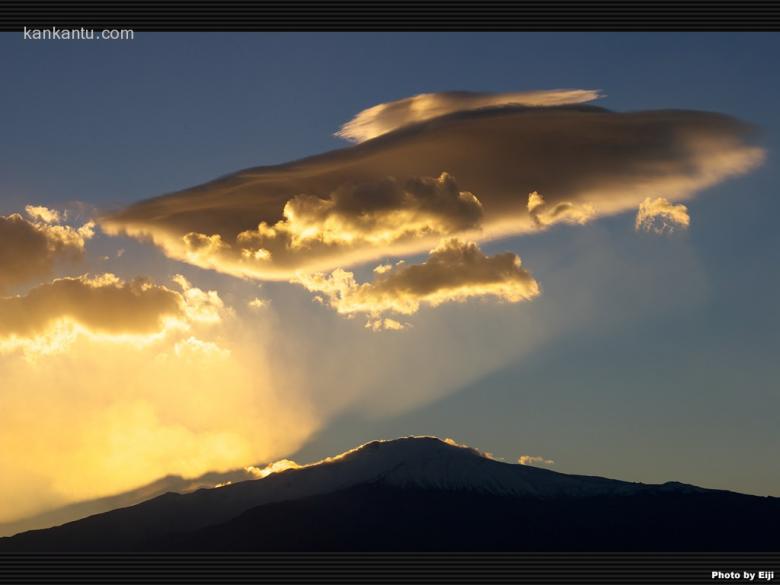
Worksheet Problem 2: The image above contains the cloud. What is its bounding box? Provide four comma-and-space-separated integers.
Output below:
0, 273, 225, 353
239, 171, 482, 249
518, 455, 555, 466
103, 93, 763, 281
336, 88, 603, 143
295, 239, 540, 325
170, 274, 226, 325
24, 205, 62, 224
635, 196, 691, 234
244, 459, 301, 479
0, 207, 95, 292
365, 317, 409, 332
146, 172, 484, 280
527, 191, 596, 228
181, 232, 230, 264
247, 297, 269, 311
442, 437, 497, 460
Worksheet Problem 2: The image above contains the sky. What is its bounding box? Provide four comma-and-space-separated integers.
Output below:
0, 33, 778, 525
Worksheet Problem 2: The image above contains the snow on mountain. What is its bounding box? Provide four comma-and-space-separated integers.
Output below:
110, 436, 704, 534
2, 436, 709, 547
276, 436, 698, 498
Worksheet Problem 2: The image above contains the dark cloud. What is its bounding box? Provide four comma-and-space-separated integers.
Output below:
0, 209, 94, 292
0, 274, 181, 340
234, 171, 483, 257
0, 274, 225, 347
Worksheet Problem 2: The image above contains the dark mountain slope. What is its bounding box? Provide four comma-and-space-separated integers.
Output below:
161, 483, 780, 552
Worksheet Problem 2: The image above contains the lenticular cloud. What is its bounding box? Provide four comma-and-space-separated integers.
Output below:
103, 90, 763, 281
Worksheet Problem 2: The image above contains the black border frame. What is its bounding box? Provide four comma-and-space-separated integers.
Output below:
2, 0, 780, 31
1, 553, 779, 584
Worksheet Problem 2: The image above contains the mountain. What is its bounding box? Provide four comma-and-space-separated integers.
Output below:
0, 467, 267, 538
2, 437, 778, 551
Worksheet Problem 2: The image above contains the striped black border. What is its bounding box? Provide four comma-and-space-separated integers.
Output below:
1, 553, 779, 584
2, 0, 780, 31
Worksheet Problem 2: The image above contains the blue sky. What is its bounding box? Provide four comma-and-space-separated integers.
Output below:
1, 33, 778, 501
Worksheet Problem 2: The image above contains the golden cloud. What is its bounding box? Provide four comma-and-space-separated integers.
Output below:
244, 459, 301, 479
103, 92, 763, 281
247, 297, 269, 311
0, 273, 226, 353
123, 172, 485, 281
24, 205, 62, 224
0, 206, 95, 292
365, 317, 409, 332
527, 191, 596, 228
295, 239, 540, 325
518, 454, 555, 466
238, 171, 482, 250
336, 88, 603, 143
635, 196, 691, 234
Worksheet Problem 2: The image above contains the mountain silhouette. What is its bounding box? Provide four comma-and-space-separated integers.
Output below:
2, 437, 778, 551
0, 467, 267, 538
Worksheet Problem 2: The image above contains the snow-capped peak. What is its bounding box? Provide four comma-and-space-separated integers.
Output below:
1, 436, 711, 549
203, 435, 698, 520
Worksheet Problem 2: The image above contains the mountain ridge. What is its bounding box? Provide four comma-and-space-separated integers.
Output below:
2, 436, 774, 551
